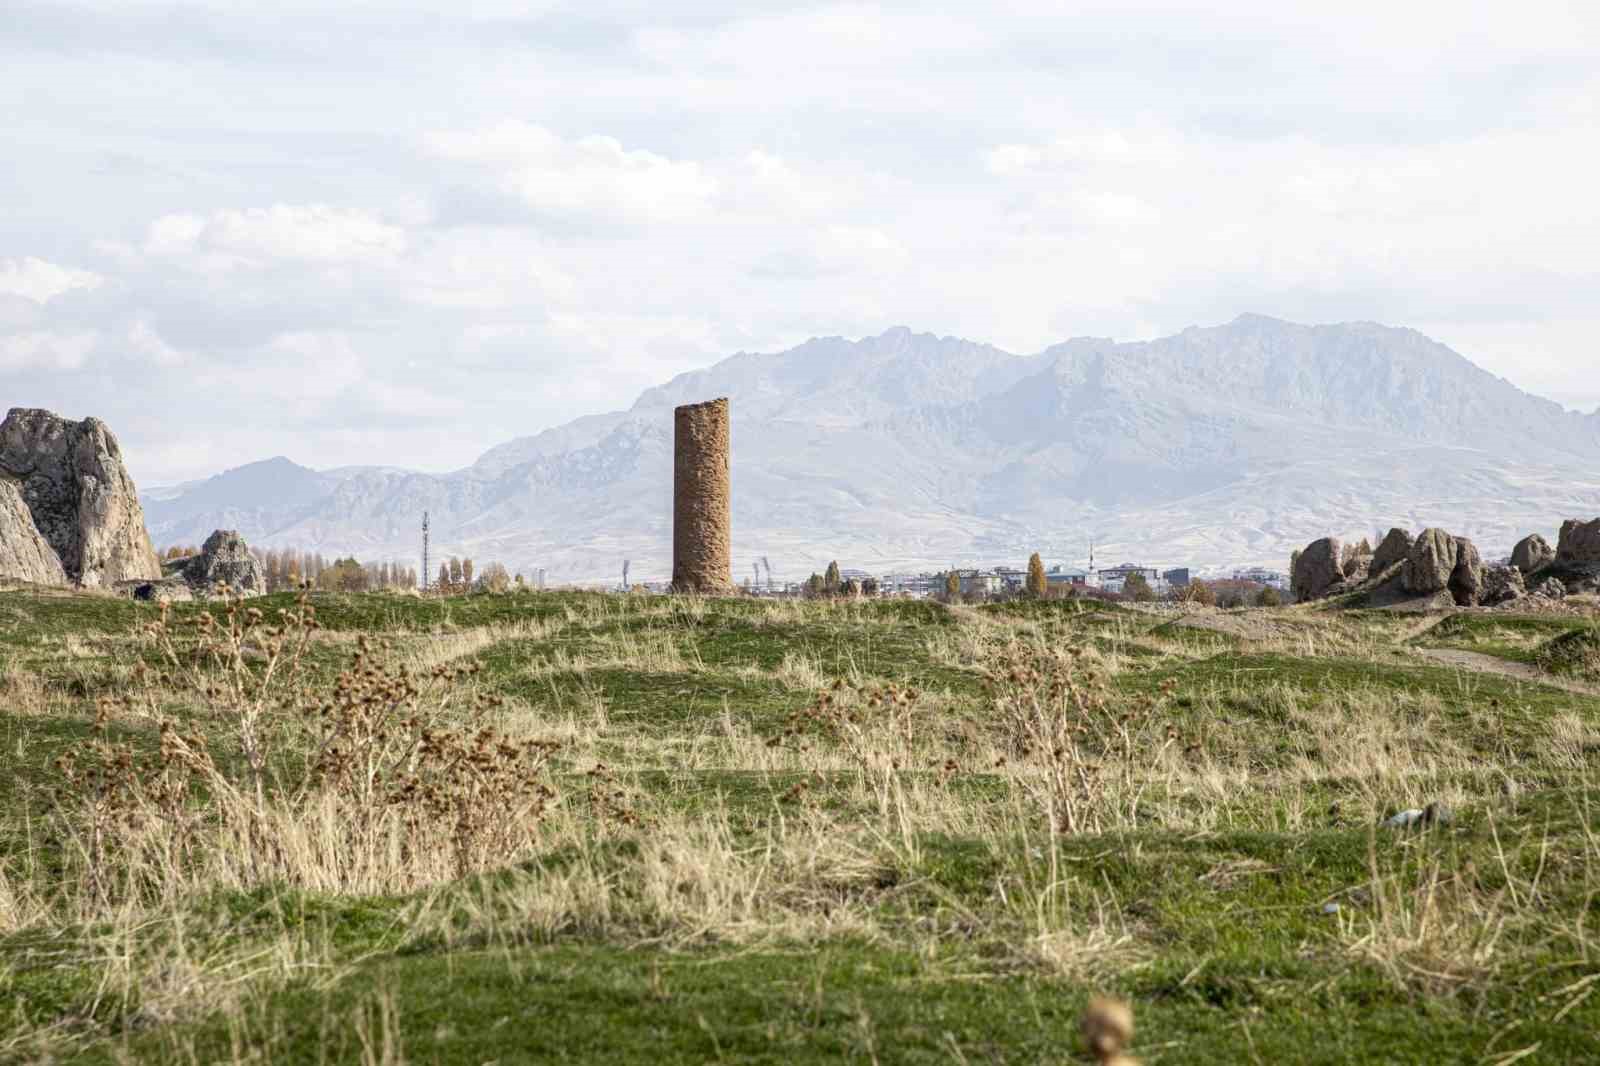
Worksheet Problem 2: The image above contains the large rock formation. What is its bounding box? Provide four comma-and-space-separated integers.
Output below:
1403, 528, 1458, 594
182, 529, 264, 595
1510, 533, 1556, 574
1370, 527, 1415, 575
0, 477, 68, 585
1291, 537, 1344, 601
1449, 536, 1484, 606
0, 408, 160, 587
1557, 518, 1600, 564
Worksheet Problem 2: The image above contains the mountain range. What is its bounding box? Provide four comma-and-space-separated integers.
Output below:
140, 314, 1600, 584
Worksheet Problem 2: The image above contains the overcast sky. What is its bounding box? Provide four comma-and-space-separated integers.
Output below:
3, 1, 1597, 484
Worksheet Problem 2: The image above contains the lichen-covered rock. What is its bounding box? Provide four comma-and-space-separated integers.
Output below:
1449, 537, 1484, 606
1510, 533, 1556, 574
183, 529, 263, 595
1370, 527, 1414, 575
1403, 528, 1458, 594
0, 477, 68, 585
1480, 565, 1525, 606
0, 408, 160, 587
1557, 518, 1600, 564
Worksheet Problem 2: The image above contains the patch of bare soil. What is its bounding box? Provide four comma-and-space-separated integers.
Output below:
1125, 604, 1304, 643
1413, 647, 1600, 695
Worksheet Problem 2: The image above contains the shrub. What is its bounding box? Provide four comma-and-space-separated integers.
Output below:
52, 593, 559, 904
982, 642, 1179, 833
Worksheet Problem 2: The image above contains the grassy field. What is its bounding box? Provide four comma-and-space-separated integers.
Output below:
1, 587, 1598, 1063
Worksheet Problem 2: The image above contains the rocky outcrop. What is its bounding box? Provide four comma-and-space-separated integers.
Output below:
1370, 528, 1414, 575
1510, 533, 1555, 574
0, 408, 160, 587
129, 576, 194, 603
1480, 565, 1525, 606
1449, 537, 1484, 606
1557, 518, 1600, 564
1533, 577, 1567, 600
1343, 553, 1373, 584
1403, 528, 1458, 594
181, 529, 263, 595
1291, 537, 1344, 601
0, 477, 68, 585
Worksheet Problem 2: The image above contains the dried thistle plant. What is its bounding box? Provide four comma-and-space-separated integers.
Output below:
984, 642, 1181, 834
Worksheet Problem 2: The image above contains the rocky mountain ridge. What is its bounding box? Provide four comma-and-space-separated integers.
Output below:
138, 315, 1600, 583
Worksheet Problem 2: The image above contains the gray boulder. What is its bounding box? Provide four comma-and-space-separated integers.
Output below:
1403, 528, 1458, 594
1533, 577, 1567, 600
182, 529, 264, 595
1510, 533, 1556, 574
1291, 537, 1345, 601
0, 408, 161, 587
1557, 518, 1600, 564
1370, 528, 1414, 575
1449, 537, 1484, 606
1480, 565, 1525, 606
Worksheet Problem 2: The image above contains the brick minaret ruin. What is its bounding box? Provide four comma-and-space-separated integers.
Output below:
672, 398, 732, 593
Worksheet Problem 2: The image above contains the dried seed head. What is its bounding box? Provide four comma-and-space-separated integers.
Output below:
1081, 997, 1134, 1060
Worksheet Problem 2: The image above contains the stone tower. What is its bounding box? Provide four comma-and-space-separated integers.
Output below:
672, 398, 731, 593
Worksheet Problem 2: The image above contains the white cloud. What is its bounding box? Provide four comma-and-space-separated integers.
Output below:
127, 319, 186, 366
427, 122, 718, 224
145, 205, 407, 265
0, 330, 98, 371
0, 258, 103, 304
4, 2, 1599, 481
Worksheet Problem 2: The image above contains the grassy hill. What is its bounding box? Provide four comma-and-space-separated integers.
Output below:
2, 588, 1597, 1063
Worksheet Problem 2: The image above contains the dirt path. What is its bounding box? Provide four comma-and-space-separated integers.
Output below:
1412, 647, 1600, 696
1121, 604, 1303, 643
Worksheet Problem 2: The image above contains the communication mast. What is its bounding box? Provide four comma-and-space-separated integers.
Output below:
622, 559, 630, 591
421, 511, 430, 591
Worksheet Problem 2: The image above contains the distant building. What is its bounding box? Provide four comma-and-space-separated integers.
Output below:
880, 572, 939, 597
1163, 567, 1191, 588
1099, 563, 1160, 585
957, 569, 1003, 597
1046, 566, 1090, 588
994, 566, 1026, 591
1233, 567, 1287, 589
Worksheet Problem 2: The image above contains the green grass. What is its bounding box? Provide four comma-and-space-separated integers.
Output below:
1409, 612, 1588, 665
1535, 623, 1600, 680
4, 586, 1599, 1064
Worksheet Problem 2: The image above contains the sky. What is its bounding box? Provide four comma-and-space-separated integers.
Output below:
3, 0, 1598, 485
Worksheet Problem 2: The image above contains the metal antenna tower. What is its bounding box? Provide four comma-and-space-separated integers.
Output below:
761, 556, 772, 589
421, 511, 430, 591
622, 559, 630, 591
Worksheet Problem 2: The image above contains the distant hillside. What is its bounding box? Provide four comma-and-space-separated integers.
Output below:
141, 315, 1600, 582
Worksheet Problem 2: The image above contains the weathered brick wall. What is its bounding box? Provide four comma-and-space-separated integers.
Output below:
672, 398, 731, 593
